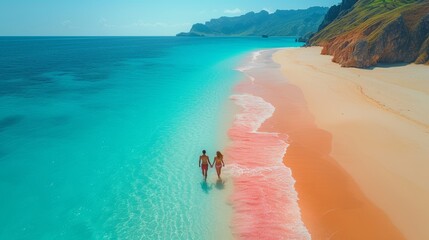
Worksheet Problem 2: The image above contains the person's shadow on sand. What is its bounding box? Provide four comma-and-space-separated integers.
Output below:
200, 181, 213, 194
215, 179, 225, 190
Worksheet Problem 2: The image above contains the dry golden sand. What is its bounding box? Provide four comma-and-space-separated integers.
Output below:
267, 47, 429, 240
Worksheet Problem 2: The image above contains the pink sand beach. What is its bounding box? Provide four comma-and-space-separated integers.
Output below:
227, 47, 429, 239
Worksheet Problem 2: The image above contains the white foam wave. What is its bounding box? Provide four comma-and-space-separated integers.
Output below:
248, 75, 255, 83
251, 51, 262, 62
227, 94, 311, 239
235, 66, 254, 72
230, 94, 274, 132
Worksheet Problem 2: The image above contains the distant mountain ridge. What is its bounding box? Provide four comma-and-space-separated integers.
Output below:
309, 0, 429, 68
177, 7, 328, 37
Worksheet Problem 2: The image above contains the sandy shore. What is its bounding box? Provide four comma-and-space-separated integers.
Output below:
264, 47, 429, 239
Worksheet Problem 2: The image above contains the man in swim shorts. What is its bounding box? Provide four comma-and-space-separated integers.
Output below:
199, 150, 212, 181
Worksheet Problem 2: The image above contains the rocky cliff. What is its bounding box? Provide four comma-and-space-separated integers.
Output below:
177, 7, 328, 37
309, 0, 429, 68
318, 0, 358, 31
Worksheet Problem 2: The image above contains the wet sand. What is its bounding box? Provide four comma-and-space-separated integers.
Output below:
266, 47, 429, 239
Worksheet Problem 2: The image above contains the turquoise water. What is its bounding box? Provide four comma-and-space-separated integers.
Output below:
0, 37, 302, 239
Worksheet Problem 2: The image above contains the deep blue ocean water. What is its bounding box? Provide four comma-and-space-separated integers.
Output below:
0, 37, 302, 239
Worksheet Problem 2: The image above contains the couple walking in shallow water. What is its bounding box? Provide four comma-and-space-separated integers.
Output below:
199, 150, 225, 180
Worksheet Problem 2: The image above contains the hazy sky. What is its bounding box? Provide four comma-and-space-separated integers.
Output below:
0, 0, 340, 36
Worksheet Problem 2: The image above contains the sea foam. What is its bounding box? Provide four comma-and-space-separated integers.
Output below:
226, 94, 310, 240
251, 50, 263, 62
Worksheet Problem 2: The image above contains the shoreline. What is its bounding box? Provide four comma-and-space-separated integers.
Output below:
269, 47, 429, 239
226, 50, 310, 239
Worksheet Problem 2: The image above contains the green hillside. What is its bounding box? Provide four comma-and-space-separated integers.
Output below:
177, 7, 328, 37
309, 0, 429, 67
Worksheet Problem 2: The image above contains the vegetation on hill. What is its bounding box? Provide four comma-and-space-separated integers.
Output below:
318, 0, 358, 31
309, 0, 429, 68
177, 7, 328, 37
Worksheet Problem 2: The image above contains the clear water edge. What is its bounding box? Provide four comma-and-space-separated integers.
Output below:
0, 37, 303, 239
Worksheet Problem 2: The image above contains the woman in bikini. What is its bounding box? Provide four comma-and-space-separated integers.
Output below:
213, 151, 225, 179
